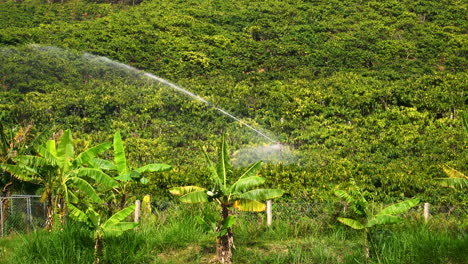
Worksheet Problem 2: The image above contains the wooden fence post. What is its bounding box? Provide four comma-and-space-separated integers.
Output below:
134, 200, 141, 223
423, 203, 430, 222
266, 200, 272, 227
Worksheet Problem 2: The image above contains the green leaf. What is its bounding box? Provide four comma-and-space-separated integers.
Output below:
87, 207, 101, 228
217, 134, 232, 187
135, 163, 172, 173
334, 189, 354, 204
367, 215, 402, 228
90, 158, 117, 171
230, 176, 265, 193
69, 177, 103, 204
36, 144, 59, 166
13, 155, 50, 169
113, 131, 127, 175
102, 222, 139, 237
238, 188, 284, 201
102, 205, 135, 230
0, 163, 37, 182
139, 177, 149, 184
437, 177, 467, 189
67, 203, 89, 225
202, 147, 222, 188
69, 191, 79, 204
222, 215, 236, 229
45, 140, 57, 157
115, 171, 140, 182
57, 129, 74, 168
437, 166, 467, 189
376, 198, 420, 217
180, 190, 209, 203
337, 217, 365, 230
74, 142, 111, 167
76, 168, 119, 189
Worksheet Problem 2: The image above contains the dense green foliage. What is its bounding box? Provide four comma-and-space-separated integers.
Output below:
0, 0, 466, 206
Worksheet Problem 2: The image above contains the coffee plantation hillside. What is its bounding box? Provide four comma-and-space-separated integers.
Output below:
0, 0, 466, 205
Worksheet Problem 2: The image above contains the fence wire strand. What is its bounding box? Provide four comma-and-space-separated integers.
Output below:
1, 195, 46, 237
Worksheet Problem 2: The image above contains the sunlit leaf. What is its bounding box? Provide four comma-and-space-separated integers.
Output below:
230, 176, 265, 193
69, 177, 103, 204
233, 199, 266, 212
74, 142, 111, 167
376, 198, 419, 217
113, 131, 127, 175
238, 188, 284, 201
337, 217, 364, 230
180, 190, 209, 203
169, 186, 206, 196
135, 163, 172, 173
102, 205, 135, 229
76, 168, 118, 188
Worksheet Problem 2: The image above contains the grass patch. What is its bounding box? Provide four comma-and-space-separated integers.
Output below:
0, 205, 466, 264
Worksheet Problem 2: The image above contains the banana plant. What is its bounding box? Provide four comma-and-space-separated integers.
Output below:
0, 122, 44, 227
89, 131, 171, 211
170, 134, 283, 264
335, 178, 419, 260
1, 129, 118, 229
436, 166, 467, 190
68, 204, 138, 264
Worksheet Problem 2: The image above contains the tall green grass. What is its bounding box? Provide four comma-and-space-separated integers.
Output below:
0, 204, 466, 264
372, 221, 467, 264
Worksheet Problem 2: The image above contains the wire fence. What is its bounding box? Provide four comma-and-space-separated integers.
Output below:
0, 195, 466, 237
1, 195, 47, 237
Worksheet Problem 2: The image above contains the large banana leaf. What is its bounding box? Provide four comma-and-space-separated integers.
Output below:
113, 131, 127, 175
437, 166, 467, 189
87, 208, 101, 227
35, 144, 59, 166
90, 158, 117, 171
103, 222, 139, 237
233, 199, 266, 212
68, 203, 90, 225
337, 217, 365, 230
69, 177, 103, 204
442, 166, 466, 179
376, 198, 419, 217
114, 171, 139, 182
74, 142, 111, 167
67, 188, 80, 203
102, 205, 135, 230
135, 163, 172, 173
437, 177, 467, 189
216, 134, 232, 187
13, 155, 50, 169
57, 129, 74, 170
0, 163, 37, 182
230, 176, 265, 193
202, 148, 222, 189
238, 188, 284, 201
76, 168, 119, 189
169, 186, 206, 196
334, 190, 354, 204
45, 140, 57, 157
366, 215, 402, 228
180, 190, 209, 203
